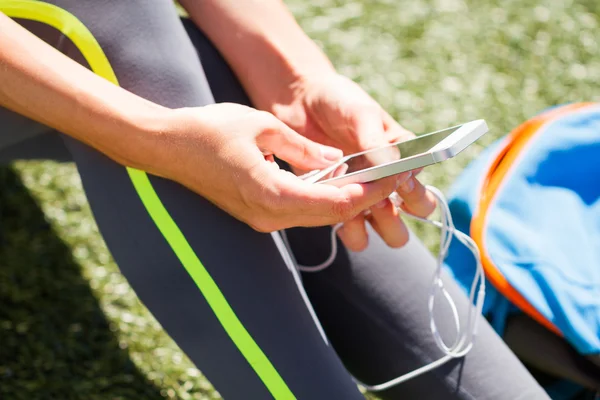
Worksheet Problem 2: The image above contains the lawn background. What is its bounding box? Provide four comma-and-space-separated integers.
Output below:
1, 0, 599, 398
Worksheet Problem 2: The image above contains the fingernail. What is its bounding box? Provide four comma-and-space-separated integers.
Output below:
321, 146, 343, 162
375, 198, 388, 208
400, 177, 415, 193
396, 172, 412, 189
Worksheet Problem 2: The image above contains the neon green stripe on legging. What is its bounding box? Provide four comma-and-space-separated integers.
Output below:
1, 1, 296, 398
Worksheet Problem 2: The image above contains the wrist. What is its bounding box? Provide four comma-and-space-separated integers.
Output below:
181, 0, 336, 113
264, 33, 336, 84
253, 34, 336, 113
105, 104, 177, 175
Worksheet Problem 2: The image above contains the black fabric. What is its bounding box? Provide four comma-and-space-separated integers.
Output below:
504, 314, 600, 390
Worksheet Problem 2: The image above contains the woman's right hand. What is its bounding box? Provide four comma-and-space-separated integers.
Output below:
150, 103, 405, 232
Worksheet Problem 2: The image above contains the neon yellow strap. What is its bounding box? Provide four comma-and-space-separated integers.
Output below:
1, 1, 295, 398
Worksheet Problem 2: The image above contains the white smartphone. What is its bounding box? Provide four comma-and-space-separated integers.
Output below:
303, 119, 488, 186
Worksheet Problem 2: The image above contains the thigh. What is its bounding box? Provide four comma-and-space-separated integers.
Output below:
65, 138, 363, 400
0, 102, 69, 164
0, 132, 71, 164
0, 107, 55, 157
286, 225, 550, 400
6, 1, 363, 398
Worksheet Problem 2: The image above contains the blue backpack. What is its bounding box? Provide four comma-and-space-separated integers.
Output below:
444, 103, 600, 398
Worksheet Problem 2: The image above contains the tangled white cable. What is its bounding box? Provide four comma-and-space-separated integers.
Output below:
279, 185, 485, 391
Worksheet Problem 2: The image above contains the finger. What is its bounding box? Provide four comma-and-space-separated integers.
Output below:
352, 108, 388, 151
257, 121, 343, 170
274, 170, 411, 228
368, 198, 409, 248
411, 167, 424, 176
381, 113, 425, 176
322, 174, 406, 222
397, 175, 437, 217
337, 214, 369, 252
382, 112, 414, 142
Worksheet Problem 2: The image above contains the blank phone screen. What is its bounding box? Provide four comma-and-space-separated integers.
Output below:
314, 125, 460, 182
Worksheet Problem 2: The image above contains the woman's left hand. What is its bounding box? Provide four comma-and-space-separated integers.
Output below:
272, 72, 437, 251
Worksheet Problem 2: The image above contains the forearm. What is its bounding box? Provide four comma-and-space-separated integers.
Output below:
179, 0, 335, 111
0, 13, 169, 172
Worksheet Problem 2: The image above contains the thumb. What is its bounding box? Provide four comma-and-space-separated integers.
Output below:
257, 123, 343, 170
352, 108, 388, 151
352, 109, 400, 164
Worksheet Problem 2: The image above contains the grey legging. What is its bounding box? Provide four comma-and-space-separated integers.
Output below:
0, 1, 549, 398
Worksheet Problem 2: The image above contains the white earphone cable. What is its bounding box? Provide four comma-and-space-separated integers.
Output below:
277, 185, 485, 391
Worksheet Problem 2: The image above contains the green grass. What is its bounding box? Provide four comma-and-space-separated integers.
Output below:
1, 0, 599, 398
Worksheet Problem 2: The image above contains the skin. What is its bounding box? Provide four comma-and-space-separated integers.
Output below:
182, 0, 436, 249
0, 0, 435, 249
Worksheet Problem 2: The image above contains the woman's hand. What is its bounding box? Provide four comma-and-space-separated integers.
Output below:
271, 73, 437, 250
0, 12, 411, 236
178, 0, 433, 248
152, 103, 404, 232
